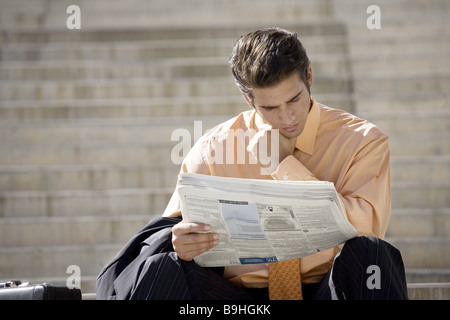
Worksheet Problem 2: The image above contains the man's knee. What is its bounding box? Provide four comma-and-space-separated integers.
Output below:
130, 252, 190, 299
344, 236, 387, 250
343, 236, 402, 262
333, 236, 408, 299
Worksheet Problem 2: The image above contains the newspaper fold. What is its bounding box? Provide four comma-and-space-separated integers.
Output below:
177, 173, 358, 267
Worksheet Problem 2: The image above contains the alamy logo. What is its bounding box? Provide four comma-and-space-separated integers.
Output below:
366, 5, 381, 30
366, 265, 381, 289
171, 121, 280, 175
66, 265, 81, 289
66, 5, 81, 30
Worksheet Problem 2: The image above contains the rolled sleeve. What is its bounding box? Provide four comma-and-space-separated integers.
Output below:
271, 155, 319, 181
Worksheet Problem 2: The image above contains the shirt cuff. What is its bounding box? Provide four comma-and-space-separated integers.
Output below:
271, 155, 318, 181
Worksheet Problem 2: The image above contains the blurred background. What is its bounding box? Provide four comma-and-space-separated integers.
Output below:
0, 0, 448, 299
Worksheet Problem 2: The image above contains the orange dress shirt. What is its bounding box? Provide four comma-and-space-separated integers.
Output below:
163, 97, 391, 287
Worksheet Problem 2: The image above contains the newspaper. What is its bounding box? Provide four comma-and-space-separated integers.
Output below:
177, 173, 358, 267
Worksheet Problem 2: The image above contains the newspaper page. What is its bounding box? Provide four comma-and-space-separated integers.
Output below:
177, 173, 358, 267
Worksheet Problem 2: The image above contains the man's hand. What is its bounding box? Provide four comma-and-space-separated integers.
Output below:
278, 132, 297, 162
247, 125, 297, 172
172, 220, 219, 261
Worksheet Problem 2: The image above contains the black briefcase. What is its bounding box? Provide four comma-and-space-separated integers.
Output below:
0, 281, 82, 300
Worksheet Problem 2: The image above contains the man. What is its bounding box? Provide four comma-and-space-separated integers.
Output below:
97, 27, 408, 300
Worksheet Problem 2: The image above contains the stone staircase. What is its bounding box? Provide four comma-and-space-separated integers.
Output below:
332, 0, 450, 299
0, 0, 448, 299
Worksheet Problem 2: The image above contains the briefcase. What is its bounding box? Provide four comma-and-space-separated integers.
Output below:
0, 281, 82, 300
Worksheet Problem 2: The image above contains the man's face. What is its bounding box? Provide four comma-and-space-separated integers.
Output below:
248, 69, 312, 139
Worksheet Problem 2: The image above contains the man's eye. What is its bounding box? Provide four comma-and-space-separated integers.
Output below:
262, 107, 277, 111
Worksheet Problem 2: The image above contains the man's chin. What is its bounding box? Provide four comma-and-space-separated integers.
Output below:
280, 129, 302, 139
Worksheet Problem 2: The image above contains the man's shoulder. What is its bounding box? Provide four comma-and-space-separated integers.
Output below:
318, 104, 388, 141
201, 110, 254, 141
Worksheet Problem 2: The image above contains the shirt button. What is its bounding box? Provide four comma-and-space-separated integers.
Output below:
283, 174, 289, 180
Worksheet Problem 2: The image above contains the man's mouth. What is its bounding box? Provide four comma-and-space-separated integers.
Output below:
283, 123, 299, 132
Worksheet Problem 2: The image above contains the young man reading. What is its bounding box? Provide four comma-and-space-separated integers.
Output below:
97, 28, 408, 300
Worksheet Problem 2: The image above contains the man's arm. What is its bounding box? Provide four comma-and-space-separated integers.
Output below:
163, 137, 221, 260
272, 134, 391, 238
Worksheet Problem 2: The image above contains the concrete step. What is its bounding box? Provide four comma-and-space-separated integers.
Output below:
0, 94, 352, 121
387, 208, 450, 238
8, 269, 448, 295
406, 268, 450, 283
0, 180, 447, 220
0, 38, 238, 62
0, 0, 334, 30
364, 111, 450, 136
2, 22, 346, 43
2, 98, 446, 137
0, 164, 179, 192
407, 283, 450, 300
0, 237, 448, 289
348, 34, 450, 58
351, 52, 450, 77
0, 155, 448, 193
6, 109, 447, 147
0, 243, 122, 280
0, 76, 351, 101
333, 0, 450, 16
354, 74, 450, 94
0, 96, 250, 120
1, 132, 446, 167
0, 53, 350, 81
387, 237, 450, 269
392, 182, 450, 210
0, 215, 150, 248
0, 141, 176, 166
2, 207, 448, 248
0, 36, 347, 62
335, 14, 449, 39
388, 132, 450, 157
3, 274, 450, 299
0, 188, 173, 219
0, 1, 45, 31
0, 116, 227, 144
354, 91, 449, 116
335, 0, 450, 15
390, 156, 450, 184
0, 57, 233, 81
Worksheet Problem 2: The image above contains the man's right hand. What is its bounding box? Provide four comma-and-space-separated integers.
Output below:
247, 124, 297, 172
172, 220, 219, 261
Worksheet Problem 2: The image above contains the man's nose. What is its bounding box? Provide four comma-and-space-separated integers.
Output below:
279, 105, 295, 125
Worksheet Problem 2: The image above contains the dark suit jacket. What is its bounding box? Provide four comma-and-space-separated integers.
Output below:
96, 216, 182, 300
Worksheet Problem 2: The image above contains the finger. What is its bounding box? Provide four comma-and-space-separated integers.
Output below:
172, 220, 211, 237
179, 235, 219, 258
173, 230, 218, 247
173, 233, 219, 261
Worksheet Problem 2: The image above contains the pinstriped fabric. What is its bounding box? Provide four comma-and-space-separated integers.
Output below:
268, 258, 303, 300
96, 215, 254, 300
130, 252, 252, 300
319, 236, 408, 300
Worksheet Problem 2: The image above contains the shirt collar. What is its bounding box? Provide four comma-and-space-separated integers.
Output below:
249, 96, 320, 155
295, 96, 320, 155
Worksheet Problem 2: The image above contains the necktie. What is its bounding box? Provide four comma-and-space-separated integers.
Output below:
268, 258, 303, 300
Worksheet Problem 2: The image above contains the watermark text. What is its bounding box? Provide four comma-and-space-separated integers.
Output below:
66, 5, 81, 30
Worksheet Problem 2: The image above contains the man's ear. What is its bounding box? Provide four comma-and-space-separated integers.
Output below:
307, 65, 313, 89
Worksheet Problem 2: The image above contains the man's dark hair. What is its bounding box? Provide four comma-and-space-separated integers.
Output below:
229, 27, 311, 100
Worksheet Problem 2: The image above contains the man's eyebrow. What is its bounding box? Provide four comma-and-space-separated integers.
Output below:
258, 89, 304, 109
287, 89, 303, 102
